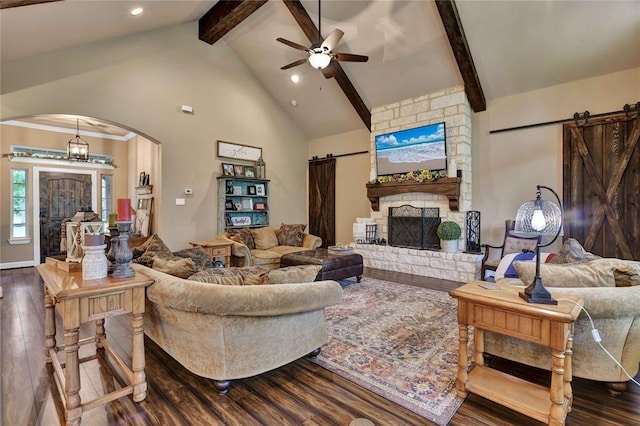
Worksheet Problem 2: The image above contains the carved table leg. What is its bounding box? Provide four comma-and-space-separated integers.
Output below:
95, 318, 105, 349
131, 287, 147, 402
44, 286, 56, 362
456, 324, 469, 397
63, 300, 82, 426
474, 328, 484, 367
564, 333, 574, 410
549, 349, 566, 426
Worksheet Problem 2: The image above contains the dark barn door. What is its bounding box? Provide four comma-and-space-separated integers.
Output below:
308, 158, 336, 248
39, 172, 92, 262
563, 114, 640, 260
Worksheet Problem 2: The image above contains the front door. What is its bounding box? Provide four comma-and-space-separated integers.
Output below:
39, 172, 92, 262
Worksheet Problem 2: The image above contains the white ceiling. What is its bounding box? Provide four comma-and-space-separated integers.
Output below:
1, 0, 639, 140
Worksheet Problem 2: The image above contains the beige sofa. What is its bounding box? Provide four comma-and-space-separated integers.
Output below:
217, 225, 322, 268
485, 258, 640, 395
132, 263, 342, 393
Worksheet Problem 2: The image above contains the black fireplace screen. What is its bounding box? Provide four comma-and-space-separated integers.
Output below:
388, 205, 440, 250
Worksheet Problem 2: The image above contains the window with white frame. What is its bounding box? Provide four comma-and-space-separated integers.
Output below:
101, 174, 113, 222
11, 168, 28, 241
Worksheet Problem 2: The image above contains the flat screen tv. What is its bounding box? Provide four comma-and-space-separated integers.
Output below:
375, 122, 447, 176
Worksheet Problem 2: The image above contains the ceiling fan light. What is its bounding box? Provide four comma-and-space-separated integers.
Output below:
309, 52, 331, 70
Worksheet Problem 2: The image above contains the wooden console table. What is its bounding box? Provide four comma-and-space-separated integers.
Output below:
450, 281, 583, 426
37, 264, 153, 425
189, 240, 233, 267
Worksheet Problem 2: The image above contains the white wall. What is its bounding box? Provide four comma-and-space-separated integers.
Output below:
1, 22, 308, 252
473, 67, 640, 248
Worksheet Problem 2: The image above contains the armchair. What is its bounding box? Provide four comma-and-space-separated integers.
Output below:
480, 219, 540, 280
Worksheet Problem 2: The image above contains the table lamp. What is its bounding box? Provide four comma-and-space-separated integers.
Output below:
514, 185, 564, 304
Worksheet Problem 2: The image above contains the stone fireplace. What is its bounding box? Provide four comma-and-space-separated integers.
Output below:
353, 86, 482, 282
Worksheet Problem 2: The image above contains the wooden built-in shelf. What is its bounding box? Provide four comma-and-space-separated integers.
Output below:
366, 177, 461, 211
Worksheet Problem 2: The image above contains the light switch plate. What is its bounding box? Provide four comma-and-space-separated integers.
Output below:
175, 198, 186, 206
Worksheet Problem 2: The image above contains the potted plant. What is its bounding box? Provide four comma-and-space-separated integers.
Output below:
437, 221, 461, 253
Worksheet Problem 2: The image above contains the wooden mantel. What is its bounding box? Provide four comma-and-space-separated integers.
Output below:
366, 177, 461, 211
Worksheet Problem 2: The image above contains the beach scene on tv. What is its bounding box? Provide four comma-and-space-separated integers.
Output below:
375, 122, 447, 175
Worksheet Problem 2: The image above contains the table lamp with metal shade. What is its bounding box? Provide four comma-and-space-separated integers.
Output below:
514, 185, 564, 305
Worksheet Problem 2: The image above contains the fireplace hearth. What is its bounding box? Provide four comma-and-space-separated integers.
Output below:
388, 205, 441, 250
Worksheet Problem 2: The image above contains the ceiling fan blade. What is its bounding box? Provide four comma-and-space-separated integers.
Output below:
280, 58, 308, 70
276, 38, 310, 52
334, 53, 369, 62
321, 29, 344, 52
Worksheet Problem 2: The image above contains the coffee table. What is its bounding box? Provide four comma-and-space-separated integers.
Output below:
280, 248, 363, 282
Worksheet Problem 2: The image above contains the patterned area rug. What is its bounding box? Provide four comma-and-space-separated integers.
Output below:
311, 277, 471, 425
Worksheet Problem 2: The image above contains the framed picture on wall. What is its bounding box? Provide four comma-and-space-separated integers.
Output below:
254, 202, 268, 211
244, 165, 255, 178
233, 164, 245, 177
255, 184, 265, 196
217, 140, 262, 162
247, 185, 256, 195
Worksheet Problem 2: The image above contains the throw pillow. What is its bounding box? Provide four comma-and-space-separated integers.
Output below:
267, 265, 322, 284
513, 258, 617, 288
152, 256, 197, 279
251, 226, 279, 250
131, 233, 155, 259
548, 238, 601, 264
187, 268, 244, 286
494, 252, 555, 281
277, 223, 306, 247
187, 266, 270, 285
133, 234, 172, 267
227, 228, 255, 250
172, 246, 213, 270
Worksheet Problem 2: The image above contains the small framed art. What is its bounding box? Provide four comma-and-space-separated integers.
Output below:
225, 200, 235, 210
231, 216, 252, 226
247, 185, 256, 195
222, 163, 235, 176
254, 202, 268, 211
244, 166, 255, 178
241, 198, 253, 210
233, 164, 245, 177
255, 184, 265, 196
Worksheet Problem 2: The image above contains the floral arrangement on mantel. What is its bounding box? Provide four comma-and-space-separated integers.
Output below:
2, 152, 117, 167
369, 169, 446, 184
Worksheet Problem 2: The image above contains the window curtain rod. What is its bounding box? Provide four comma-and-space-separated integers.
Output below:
308, 150, 368, 163
489, 102, 639, 134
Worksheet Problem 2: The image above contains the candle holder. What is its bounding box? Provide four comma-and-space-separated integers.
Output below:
113, 221, 135, 278
106, 226, 119, 273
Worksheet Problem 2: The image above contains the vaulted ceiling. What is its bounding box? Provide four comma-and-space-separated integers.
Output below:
2, 1, 639, 140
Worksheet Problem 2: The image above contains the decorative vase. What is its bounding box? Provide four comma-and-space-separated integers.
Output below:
82, 244, 108, 280
441, 239, 458, 253
113, 221, 135, 278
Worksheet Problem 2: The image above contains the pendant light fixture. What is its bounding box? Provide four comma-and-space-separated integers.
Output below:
67, 118, 89, 161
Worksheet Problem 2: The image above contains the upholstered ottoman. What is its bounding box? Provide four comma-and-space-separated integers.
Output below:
280, 249, 363, 282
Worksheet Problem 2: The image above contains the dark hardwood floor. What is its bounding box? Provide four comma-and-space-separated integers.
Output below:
1, 266, 638, 425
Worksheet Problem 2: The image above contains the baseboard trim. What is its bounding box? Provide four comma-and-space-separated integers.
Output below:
0, 260, 37, 270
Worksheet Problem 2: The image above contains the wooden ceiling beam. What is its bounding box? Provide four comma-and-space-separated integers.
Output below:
282, 0, 371, 131
199, 0, 268, 45
0, 0, 62, 9
435, 0, 486, 112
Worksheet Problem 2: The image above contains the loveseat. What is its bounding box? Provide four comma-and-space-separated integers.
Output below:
217, 224, 322, 268
133, 263, 342, 393
485, 256, 640, 395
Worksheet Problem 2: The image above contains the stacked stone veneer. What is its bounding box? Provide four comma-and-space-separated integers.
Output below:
353, 243, 482, 283
361, 86, 479, 281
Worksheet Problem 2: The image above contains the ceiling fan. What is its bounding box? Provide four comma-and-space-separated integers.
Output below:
277, 0, 368, 71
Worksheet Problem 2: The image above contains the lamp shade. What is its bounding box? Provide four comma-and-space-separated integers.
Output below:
309, 52, 331, 69
514, 196, 562, 237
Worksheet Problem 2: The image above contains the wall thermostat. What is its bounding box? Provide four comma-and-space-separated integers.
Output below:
184, 188, 193, 195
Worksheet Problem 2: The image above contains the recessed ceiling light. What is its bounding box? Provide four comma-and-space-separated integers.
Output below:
290, 74, 300, 84
290, 100, 298, 107
130, 7, 144, 16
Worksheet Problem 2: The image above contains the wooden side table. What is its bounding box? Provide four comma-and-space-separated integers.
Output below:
37, 264, 153, 426
189, 240, 233, 267
450, 281, 583, 426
